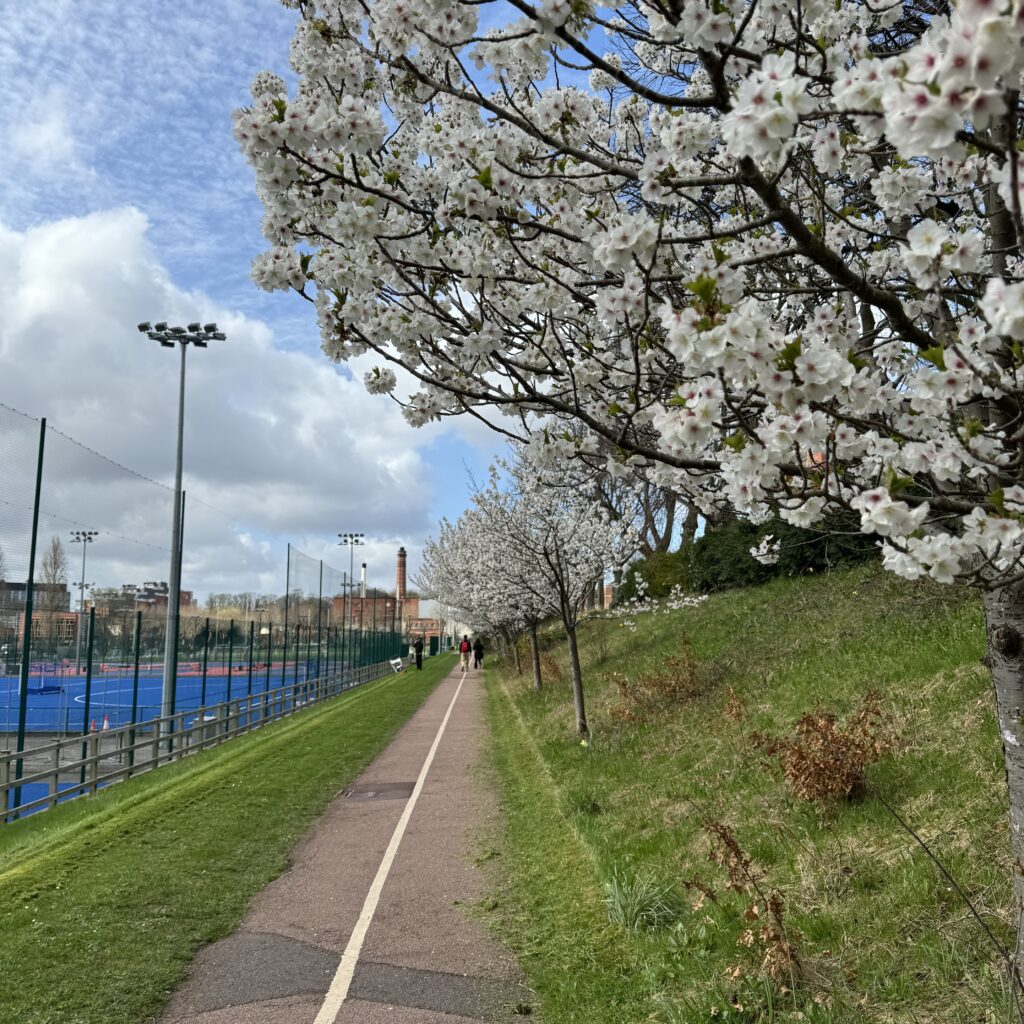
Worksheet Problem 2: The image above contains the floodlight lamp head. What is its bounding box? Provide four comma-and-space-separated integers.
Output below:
137, 322, 151, 333
154, 322, 168, 332
193, 340, 208, 348
212, 332, 226, 341
187, 322, 201, 333
203, 322, 217, 333
169, 326, 186, 335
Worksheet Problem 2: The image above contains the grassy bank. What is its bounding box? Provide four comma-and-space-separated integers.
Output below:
0, 654, 455, 1024
485, 566, 1012, 1022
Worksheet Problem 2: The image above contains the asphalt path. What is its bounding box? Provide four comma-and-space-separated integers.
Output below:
159, 663, 531, 1023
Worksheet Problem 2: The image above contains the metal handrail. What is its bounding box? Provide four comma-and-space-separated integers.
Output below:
1, 657, 400, 823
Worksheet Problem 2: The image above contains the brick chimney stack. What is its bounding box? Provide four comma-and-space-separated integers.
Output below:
396, 547, 407, 601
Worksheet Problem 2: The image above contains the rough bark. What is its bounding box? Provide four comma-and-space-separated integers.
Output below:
982, 583, 1024, 966
529, 620, 542, 692
564, 621, 588, 736
512, 629, 523, 675
680, 504, 699, 549
653, 492, 677, 553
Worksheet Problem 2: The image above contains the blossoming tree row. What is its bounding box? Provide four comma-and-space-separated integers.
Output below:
418, 449, 635, 734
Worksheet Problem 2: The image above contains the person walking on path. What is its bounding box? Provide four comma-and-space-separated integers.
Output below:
413, 635, 424, 670
459, 635, 472, 673
472, 637, 484, 669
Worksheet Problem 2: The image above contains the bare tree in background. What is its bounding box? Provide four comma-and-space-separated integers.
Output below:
40, 536, 69, 611
0, 544, 7, 582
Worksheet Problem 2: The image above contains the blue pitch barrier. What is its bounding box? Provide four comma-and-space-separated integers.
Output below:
0, 661, 316, 734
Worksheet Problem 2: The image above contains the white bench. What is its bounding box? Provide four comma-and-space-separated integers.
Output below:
389, 657, 405, 674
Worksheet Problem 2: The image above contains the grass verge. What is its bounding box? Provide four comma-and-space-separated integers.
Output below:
0, 654, 455, 1024
485, 566, 1014, 1022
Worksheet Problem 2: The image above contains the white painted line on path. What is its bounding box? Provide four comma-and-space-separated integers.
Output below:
313, 670, 468, 1024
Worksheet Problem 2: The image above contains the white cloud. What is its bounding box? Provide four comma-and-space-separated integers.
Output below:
0, 207, 489, 599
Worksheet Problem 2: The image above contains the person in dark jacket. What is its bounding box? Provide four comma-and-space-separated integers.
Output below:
472, 637, 484, 669
413, 635, 424, 670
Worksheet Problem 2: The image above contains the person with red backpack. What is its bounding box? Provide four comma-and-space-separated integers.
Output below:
459, 635, 472, 672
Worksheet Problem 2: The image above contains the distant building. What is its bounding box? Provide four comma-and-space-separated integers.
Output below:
0, 581, 71, 613
330, 593, 401, 631
86, 582, 195, 616
121, 581, 195, 611
15, 610, 78, 645
328, 548, 448, 640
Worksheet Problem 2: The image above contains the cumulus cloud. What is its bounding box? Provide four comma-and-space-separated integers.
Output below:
0, 207, 484, 599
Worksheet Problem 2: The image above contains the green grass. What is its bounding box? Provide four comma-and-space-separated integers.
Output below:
0, 654, 456, 1024
485, 566, 1015, 1023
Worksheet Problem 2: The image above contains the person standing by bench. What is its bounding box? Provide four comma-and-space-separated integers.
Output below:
413, 635, 424, 670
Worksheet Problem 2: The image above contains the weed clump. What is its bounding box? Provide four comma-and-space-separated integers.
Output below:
751, 691, 893, 801
603, 868, 684, 931
607, 641, 703, 723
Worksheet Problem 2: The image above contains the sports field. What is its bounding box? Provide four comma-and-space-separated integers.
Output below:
0, 659, 315, 734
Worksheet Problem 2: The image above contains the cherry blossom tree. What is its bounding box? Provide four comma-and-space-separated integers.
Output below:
240, 0, 1024, 953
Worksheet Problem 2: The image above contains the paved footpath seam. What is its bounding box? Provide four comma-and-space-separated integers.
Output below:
159, 664, 532, 1024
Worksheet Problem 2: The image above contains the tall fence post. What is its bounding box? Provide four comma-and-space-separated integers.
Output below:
226, 619, 235, 705
200, 617, 210, 707
13, 417, 46, 810
264, 620, 272, 702
246, 620, 254, 697
281, 544, 291, 687
128, 610, 142, 771
79, 608, 95, 787
316, 560, 324, 680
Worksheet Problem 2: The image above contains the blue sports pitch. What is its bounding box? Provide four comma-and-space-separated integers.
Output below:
0, 660, 315, 734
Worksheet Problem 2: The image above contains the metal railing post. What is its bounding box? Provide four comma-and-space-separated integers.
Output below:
49, 743, 60, 809
88, 732, 100, 795
2, 753, 10, 824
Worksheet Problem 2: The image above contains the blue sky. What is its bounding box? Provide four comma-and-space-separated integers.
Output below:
0, 0, 502, 599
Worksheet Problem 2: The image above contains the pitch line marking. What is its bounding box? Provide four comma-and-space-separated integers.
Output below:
313, 670, 467, 1024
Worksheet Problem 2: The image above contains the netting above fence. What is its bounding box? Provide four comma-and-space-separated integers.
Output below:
0, 406, 407, 797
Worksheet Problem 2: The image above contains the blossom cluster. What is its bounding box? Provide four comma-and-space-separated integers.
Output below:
238, 0, 1024, 592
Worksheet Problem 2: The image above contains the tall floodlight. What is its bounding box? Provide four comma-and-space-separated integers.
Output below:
70, 529, 98, 674
137, 321, 226, 734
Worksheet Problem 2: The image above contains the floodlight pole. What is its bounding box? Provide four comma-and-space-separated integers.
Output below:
137, 319, 225, 739
338, 532, 364, 670
164, 339, 186, 732
71, 529, 97, 674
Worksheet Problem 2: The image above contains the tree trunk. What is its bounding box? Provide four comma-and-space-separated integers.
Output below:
680, 504, 699, 549
512, 630, 523, 675
529, 621, 542, 691
564, 621, 588, 736
982, 583, 1024, 966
